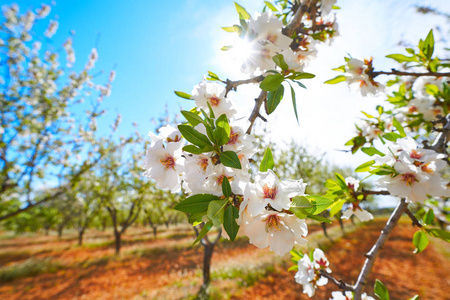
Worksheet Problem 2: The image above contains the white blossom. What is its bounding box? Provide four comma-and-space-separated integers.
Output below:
44, 20, 59, 38
295, 248, 331, 297
191, 81, 236, 118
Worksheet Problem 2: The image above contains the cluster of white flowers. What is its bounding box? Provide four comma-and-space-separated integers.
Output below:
344, 58, 384, 96
295, 248, 331, 297
238, 170, 308, 256
399, 76, 446, 122
237, 11, 326, 75
376, 137, 449, 203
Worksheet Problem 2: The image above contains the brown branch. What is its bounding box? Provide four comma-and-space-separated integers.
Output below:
246, 90, 267, 134
319, 270, 354, 292
371, 69, 450, 78
283, 0, 311, 37
430, 113, 450, 154
360, 189, 390, 196
224, 76, 264, 97
353, 198, 408, 300
405, 208, 423, 228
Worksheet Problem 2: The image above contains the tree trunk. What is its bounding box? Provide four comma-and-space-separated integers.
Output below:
78, 230, 84, 246
57, 225, 64, 239
321, 222, 328, 237
197, 242, 216, 299
350, 215, 356, 225
152, 226, 157, 239
114, 231, 121, 255
338, 217, 345, 233
102, 219, 106, 232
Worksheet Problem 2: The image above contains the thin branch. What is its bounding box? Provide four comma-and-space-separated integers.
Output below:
430, 113, 450, 154
353, 198, 408, 300
319, 270, 354, 292
359, 189, 390, 196
246, 90, 267, 134
224, 76, 264, 97
405, 208, 422, 228
283, 0, 311, 37
371, 69, 450, 78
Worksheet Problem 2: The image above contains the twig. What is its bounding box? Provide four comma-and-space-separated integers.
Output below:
283, 0, 311, 37
430, 113, 450, 154
405, 208, 422, 228
246, 90, 267, 134
224, 76, 264, 97
353, 198, 408, 300
360, 189, 390, 196
370, 69, 450, 78
319, 270, 354, 292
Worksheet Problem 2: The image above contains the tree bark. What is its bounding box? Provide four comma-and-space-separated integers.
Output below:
321, 222, 328, 237
152, 226, 157, 239
57, 225, 64, 239
78, 230, 84, 246
338, 217, 345, 233
114, 231, 121, 255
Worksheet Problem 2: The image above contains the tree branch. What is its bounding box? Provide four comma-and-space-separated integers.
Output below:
283, 0, 311, 37
370, 69, 450, 78
360, 189, 390, 196
405, 208, 422, 228
430, 113, 450, 154
319, 270, 354, 292
224, 76, 264, 97
353, 198, 408, 300
246, 90, 267, 134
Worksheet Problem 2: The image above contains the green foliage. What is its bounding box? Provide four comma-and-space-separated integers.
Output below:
259, 73, 284, 91
266, 85, 285, 114
259, 148, 275, 172
0, 258, 62, 282
412, 230, 429, 253
374, 279, 390, 300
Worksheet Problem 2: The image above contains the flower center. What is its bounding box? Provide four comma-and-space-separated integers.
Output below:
315, 258, 328, 269
263, 184, 278, 199
227, 128, 239, 145
209, 96, 221, 106
216, 174, 234, 185
408, 105, 418, 113
198, 157, 209, 172
410, 149, 423, 160
266, 214, 281, 231
266, 33, 278, 44
160, 155, 175, 170
167, 135, 181, 143
401, 173, 417, 186
421, 163, 434, 173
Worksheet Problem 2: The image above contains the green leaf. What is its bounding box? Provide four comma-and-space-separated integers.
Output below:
223, 205, 239, 241
207, 200, 228, 227
291, 196, 313, 208
221, 26, 241, 33
235, 2, 251, 20
178, 125, 212, 148
266, 84, 285, 114
289, 83, 299, 124
292, 72, 315, 80
355, 160, 375, 172
295, 81, 306, 89
361, 147, 385, 157
423, 209, 434, 226
374, 279, 390, 300
259, 147, 275, 172
182, 145, 203, 154
189, 211, 206, 224
361, 111, 375, 119
287, 265, 298, 271
329, 199, 346, 217
307, 214, 331, 223
264, 1, 278, 12
174, 91, 192, 100
306, 195, 334, 215
222, 176, 232, 197
220, 151, 242, 169
259, 74, 284, 91
409, 296, 419, 300
392, 117, 406, 137
214, 114, 231, 146
181, 110, 204, 126
174, 194, 220, 214
413, 230, 429, 254
424, 228, 450, 242
193, 221, 213, 245
207, 71, 221, 81
385, 54, 417, 63
272, 54, 289, 70
335, 173, 348, 190
324, 75, 346, 84
382, 132, 402, 142
423, 29, 434, 60
221, 45, 233, 51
